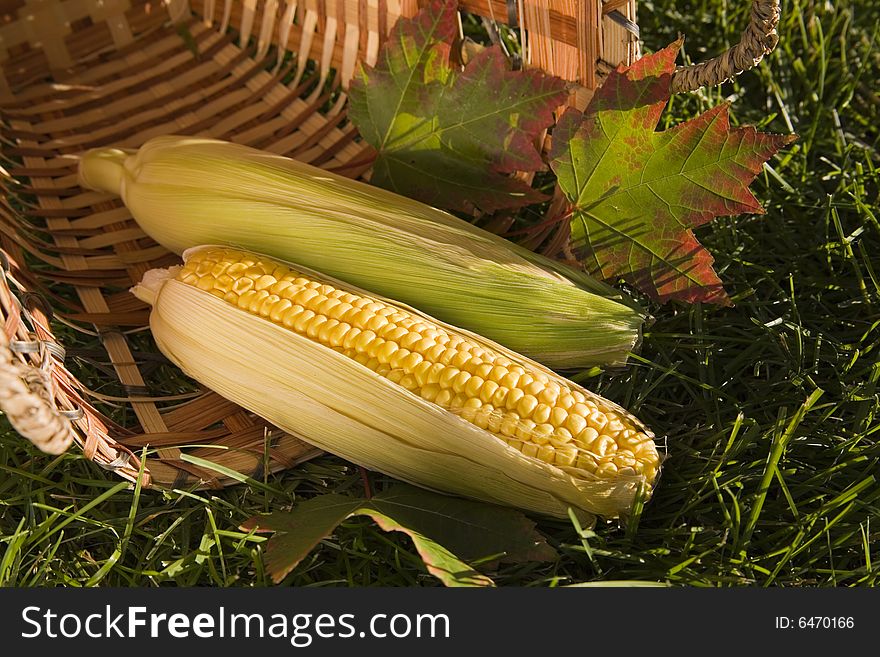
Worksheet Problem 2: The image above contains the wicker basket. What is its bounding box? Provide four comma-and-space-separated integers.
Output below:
0, 0, 781, 489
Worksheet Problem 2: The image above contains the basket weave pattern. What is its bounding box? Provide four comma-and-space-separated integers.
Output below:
0, 0, 639, 488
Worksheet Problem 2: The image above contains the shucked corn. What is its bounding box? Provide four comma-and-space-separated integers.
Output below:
81, 135, 645, 370
134, 246, 661, 518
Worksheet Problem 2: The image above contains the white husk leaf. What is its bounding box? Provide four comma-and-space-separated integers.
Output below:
134, 249, 650, 520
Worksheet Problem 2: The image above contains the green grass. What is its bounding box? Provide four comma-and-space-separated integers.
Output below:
2, 0, 879, 587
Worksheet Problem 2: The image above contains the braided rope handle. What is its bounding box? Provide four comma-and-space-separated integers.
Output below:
0, 261, 76, 455
0, 345, 75, 455
671, 0, 781, 93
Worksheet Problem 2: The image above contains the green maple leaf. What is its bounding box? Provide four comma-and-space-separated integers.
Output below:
241, 485, 557, 587
549, 39, 796, 305
349, 0, 569, 213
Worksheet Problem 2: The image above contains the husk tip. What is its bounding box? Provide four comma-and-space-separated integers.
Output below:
131, 265, 181, 306
77, 147, 134, 195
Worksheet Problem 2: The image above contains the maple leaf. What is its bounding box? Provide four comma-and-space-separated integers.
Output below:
548, 39, 796, 305
349, 0, 569, 213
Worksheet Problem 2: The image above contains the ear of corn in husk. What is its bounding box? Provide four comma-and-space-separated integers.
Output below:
82, 135, 645, 370
132, 246, 661, 519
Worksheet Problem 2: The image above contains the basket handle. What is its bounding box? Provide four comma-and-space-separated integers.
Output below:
670, 0, 781, 93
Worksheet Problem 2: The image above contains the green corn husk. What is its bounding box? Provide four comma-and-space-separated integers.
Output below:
80, 135, 645, 370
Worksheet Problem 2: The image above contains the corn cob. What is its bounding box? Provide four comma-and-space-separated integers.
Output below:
81, 136, 644, 370
133, 246, 660, 519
